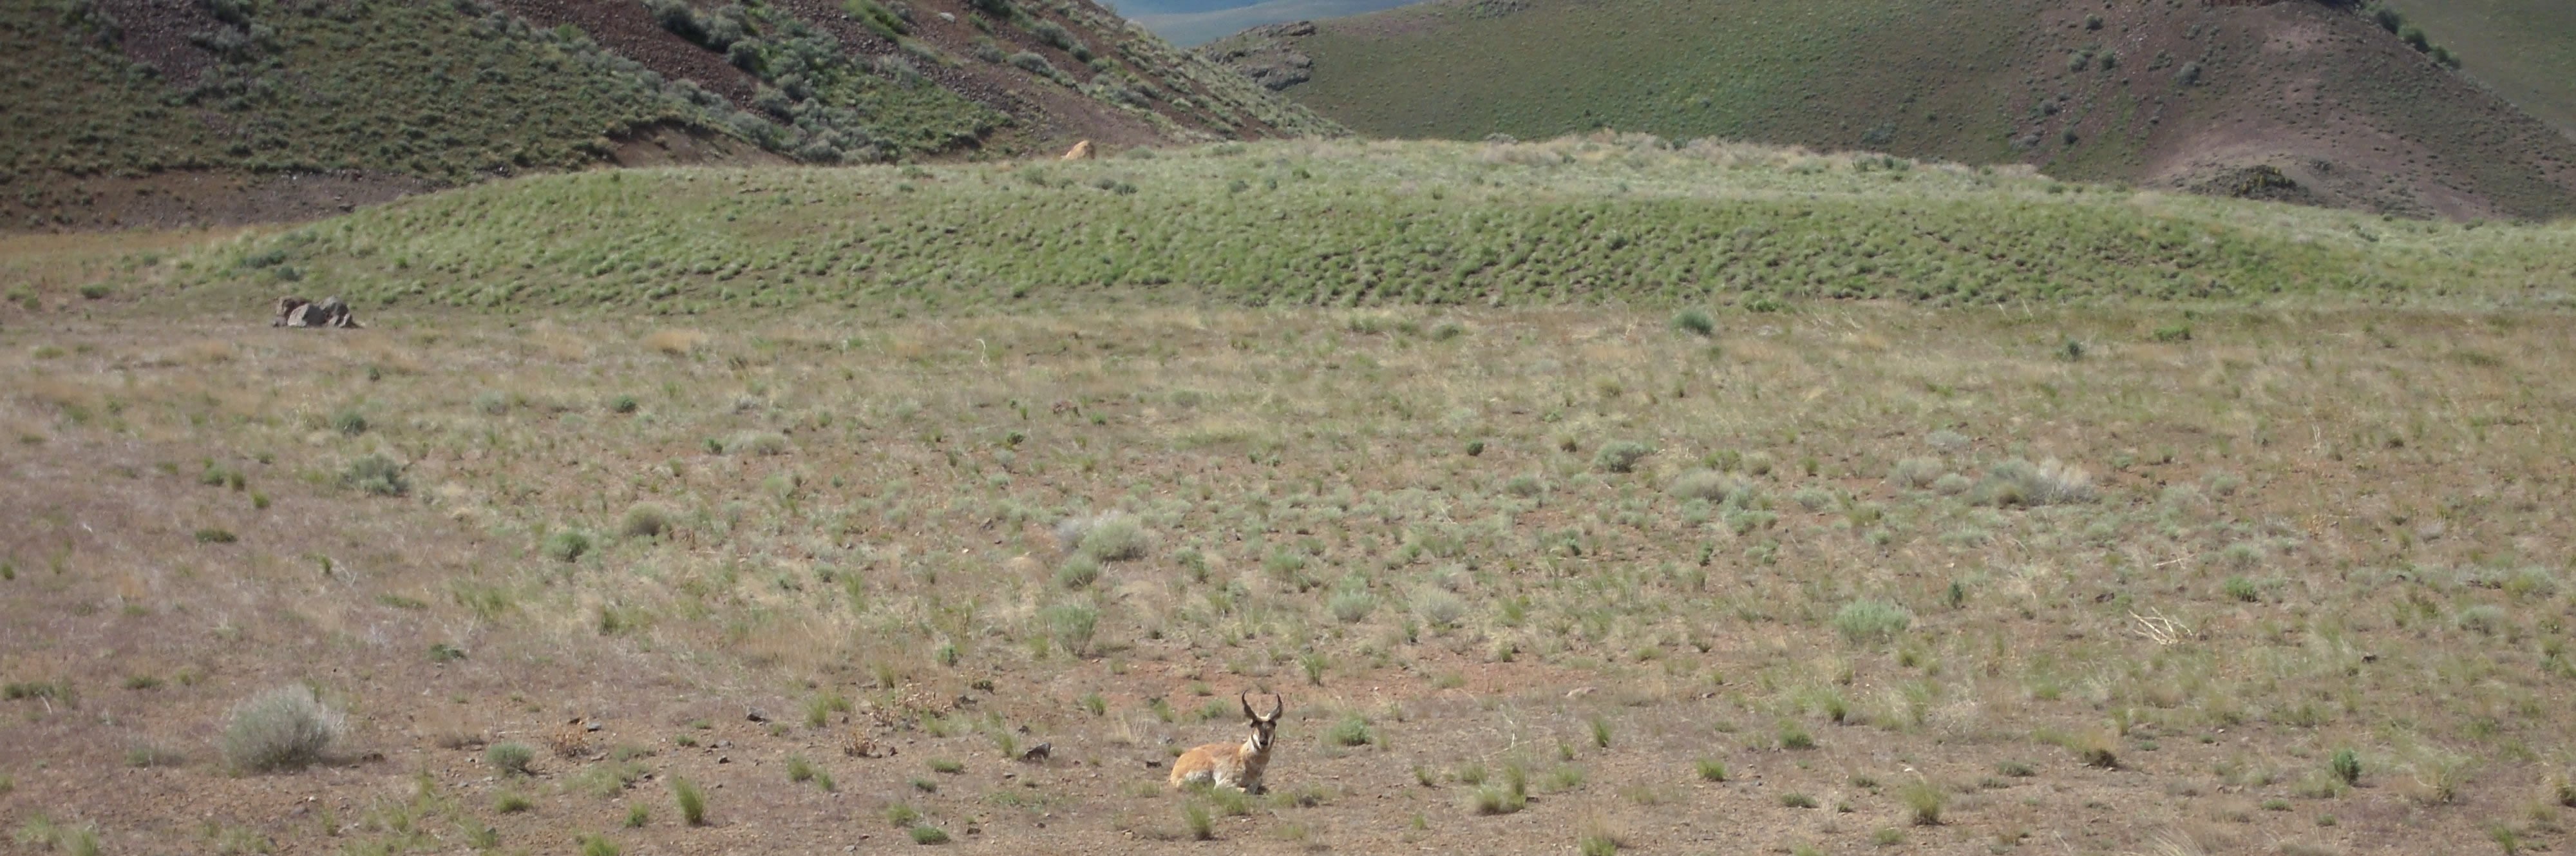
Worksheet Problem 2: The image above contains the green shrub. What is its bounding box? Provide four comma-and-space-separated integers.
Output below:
1672, 309, 1714, 336
909, 825, 949, 844
330, 408, 368, 435
1007, 52, 1055, 76
544, 530, 593, 562
1042, 601, 1099, 657
1325, 714, 1375, 747
219, 684, 345, 772
1328, 588, 1378, 623
1888, 457, 1942, 489
1900, 777, 1945, 825
2152, 324, 2192, 343
1466, 783, 1526, 815
580, 834, 620, 856
1593, 441, 1652, 473
343, 454, 408, 497
486, 741, 536, 775
1696, 758, 1728, 781
194, 528, 238, 544
496, 791, 534, 813
1077, 515, 1149, 561
610, 394, 640, 414
619, 503, 673, 538
1975, 458, 2094, 506
1669, 469, 1740, 501
1833, 599, 1913, 643
1054, 555, 1101, 589
1182, 802, 1214, 839
2224, 576, 2259, 602
1780, 792, 1817, 808
672, 776, 707, 825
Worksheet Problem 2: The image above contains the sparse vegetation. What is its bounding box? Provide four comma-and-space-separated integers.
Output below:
9, 157, 2576, 855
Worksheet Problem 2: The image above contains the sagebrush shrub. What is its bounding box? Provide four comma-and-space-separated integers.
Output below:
1672, 309, 1715, 337
487, 741, 536, 775
1669, 469, 1739, 502
220, 684, 345, 772
619, 503, 673, 538
1833, 599, 1913, 643
343, 453, 408, 497
544, 530, 592, 563
1593, 441, 1652, 473
1077, 515, 1148, 562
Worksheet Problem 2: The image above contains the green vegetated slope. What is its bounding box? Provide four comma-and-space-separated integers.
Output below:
2, 0, 719, 182
176, 138, 2576, 314
1, 0, 1342, 231
2380, 0, 2576, 140
1243, 0, 2576, 220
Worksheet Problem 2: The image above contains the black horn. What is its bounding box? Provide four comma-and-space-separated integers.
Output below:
1269, 694, 1283, 719
1240, 691, 1256, 719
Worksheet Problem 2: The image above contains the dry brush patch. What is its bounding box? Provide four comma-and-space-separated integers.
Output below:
0, 302, 2569, 854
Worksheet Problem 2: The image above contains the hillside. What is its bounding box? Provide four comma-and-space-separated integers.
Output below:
139, 137, 2576, 316
2381, 0, 2576, 141
1209, 0, 2576, 220
0, 0, 1341, 233
6, 141, 2576, 855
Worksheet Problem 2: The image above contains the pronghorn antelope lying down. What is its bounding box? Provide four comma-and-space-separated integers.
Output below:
272, 296, 363, 328
1168, 692, 1283, 794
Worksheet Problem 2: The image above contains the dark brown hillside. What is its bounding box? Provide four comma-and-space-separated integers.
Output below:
1222, 0, 2576, 220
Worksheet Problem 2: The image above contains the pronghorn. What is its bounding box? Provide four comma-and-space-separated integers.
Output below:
1168, 692, 1283, 794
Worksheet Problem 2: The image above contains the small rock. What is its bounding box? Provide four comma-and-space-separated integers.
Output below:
1566, 687, 1596, 699
1019, 742, 1052, 762
585, 722, 602, 732
717, 756, 731, 764
746, 708, 770, 723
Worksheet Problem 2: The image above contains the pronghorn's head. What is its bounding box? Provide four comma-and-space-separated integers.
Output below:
1240, 692, 1283, 752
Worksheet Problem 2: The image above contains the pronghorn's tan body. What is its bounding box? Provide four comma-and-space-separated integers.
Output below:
1168, 693, 1282, 794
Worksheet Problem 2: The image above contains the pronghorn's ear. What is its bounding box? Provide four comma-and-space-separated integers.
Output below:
1241, 691, 1257, 721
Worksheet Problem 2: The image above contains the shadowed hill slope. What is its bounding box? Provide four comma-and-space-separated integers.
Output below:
1, 0, 1341, 233
1213, 0, 2576, 220
2379, 0, 2576, 142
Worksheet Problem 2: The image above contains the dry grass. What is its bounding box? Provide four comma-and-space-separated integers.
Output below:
641, 328, 708, 356
1, 299, 2571, 853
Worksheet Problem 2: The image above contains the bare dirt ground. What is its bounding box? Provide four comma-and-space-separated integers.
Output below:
3, 276, 2573, 855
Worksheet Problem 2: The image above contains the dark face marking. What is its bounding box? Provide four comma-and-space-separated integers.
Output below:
1242, 692, 1282, 752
